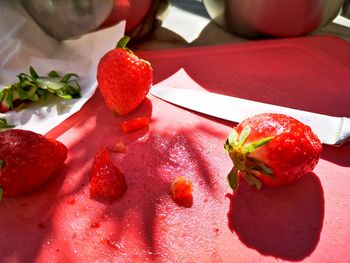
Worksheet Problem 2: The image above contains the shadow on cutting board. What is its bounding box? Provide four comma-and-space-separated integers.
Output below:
0, 164, 68, 262
4, 87, 227, 262
227, 172, 324, 261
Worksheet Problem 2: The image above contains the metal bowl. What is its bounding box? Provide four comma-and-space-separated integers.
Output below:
203, 0, 346, 38
21, 0, 169, 41
21, 0, 115, 40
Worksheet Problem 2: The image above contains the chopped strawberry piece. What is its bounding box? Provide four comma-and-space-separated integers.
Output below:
90, 147, 127, 202
112, 142, 127, 153
120, 116, 150, 133
170, 176, 193, 208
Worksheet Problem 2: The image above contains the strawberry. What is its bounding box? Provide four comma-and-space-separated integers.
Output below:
224, 113, 322, 192
97, 36, 153, 115
90, 147, 127, 202
120, 116, 150, 133
170, 176, 193, 208
0, 129, 68, 198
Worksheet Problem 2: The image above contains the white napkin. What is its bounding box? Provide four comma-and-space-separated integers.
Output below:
0, 0, 125, 134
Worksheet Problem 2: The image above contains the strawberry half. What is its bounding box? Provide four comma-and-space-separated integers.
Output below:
0, 129, 68, 198
90, 147, 127, 202
224, 113, 322, 192
97, 36, 153, 115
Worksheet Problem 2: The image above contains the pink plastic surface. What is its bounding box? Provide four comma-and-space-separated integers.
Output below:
1, 35, 350, 263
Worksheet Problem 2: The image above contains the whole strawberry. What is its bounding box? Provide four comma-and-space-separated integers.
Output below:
0, 129, 68, 198
224, 113, 322, 191
97, 36, 153, 115
90, 147, 127, 202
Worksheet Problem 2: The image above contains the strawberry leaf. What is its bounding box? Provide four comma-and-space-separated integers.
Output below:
29, 66, 39, 79
224, 129, 239, 151
239, 125, 251, 145
0, 159, 4, 169
227, 167, 239, 192
228, 128, 238, 145
244, 156, 274, 177
244, 173, 262, 190
0, 66, 81, 112
255, 159, 274, 176
16, 85, 29, 100
0, 187, 3, 201
48, 71, 60, 78
37, 89, 48, 100
0, 118, 15, 129
61, 73, 79, 83
244, 136, 274, 154
44, 79, 81, 99
224, 140, 230, 152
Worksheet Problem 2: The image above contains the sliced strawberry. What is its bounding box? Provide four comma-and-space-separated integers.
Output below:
120, 116, 150, 133
90, 147, 127, 202
224, 113, 322, 191
170, 176, 193, 208
97, 36, 153, 115
0, 129, 68, 198
111, 141, 127, 153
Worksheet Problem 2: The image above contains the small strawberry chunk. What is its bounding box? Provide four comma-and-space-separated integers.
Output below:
90, 147, 127, 202
170, 176, 193, 208
112, 142, 127, 153
120, 116, 150, 133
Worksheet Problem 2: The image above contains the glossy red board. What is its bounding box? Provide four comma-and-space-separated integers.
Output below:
1, 35, 350, 263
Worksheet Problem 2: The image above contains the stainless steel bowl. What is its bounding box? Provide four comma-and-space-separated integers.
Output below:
21, 0, 169, 41
204, 0, 347, 38
21, 0, 115, 40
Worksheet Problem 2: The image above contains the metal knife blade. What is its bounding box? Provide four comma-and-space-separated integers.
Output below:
150, 86, 350, 146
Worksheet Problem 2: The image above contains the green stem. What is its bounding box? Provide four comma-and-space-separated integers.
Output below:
227, 167, 239, 192
117, 36, 130, 49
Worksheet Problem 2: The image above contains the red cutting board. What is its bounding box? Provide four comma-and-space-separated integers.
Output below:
1, 35, 350, 263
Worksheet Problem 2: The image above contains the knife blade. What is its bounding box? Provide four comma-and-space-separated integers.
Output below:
150, 87, 350, 146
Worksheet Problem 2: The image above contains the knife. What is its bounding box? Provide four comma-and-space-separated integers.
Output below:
150, 87, 350, 146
